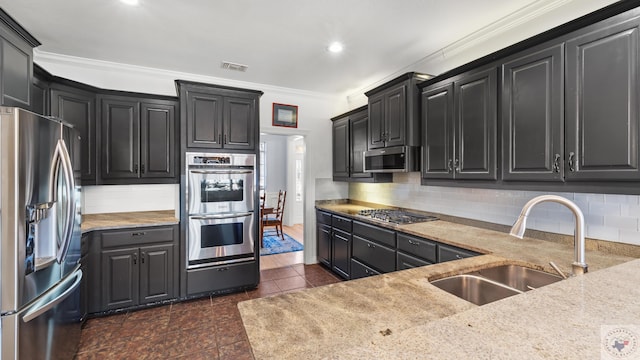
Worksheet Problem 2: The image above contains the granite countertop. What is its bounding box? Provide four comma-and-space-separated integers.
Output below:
81, 210, 179, 233
238, 202, 638, 359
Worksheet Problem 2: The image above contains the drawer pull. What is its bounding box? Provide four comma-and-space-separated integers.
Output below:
217, 267, 230, 272
132, 232, 146, 236
367, 243, 376, 249
455, 254, 463, 259
408, 240, 419, 246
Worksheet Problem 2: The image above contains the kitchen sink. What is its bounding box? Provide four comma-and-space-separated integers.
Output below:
467, 265, 563, 292
430, 275, 522, 306
430, 265, 563, 306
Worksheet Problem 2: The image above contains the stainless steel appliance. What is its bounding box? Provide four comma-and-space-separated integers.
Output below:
357, 209, 438, 224
186, 153, 255, 268
0, 107, 83, 359
363, 145, 420, 173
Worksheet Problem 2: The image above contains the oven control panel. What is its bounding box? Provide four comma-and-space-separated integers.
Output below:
192, 156, 231, 165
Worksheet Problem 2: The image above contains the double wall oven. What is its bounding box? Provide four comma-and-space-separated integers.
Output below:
186, 153, 256, 269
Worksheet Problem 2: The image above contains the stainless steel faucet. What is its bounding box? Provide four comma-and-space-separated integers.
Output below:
509, 195, 588, 276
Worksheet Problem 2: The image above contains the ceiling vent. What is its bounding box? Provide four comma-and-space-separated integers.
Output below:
221, 61, 248, 72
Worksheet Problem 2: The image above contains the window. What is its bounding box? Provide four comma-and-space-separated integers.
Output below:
259, 142, 266, 196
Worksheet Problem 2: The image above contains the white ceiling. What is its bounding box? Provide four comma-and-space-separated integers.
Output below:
3, 0, 542, 95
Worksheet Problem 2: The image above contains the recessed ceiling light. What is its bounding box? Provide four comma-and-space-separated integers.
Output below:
120, 0, 139, 6
328, 42, 344, 53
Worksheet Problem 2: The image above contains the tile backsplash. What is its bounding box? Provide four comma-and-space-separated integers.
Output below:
349, 173, 640, 246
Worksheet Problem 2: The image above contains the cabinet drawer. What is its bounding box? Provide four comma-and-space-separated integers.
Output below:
397, 233, 437, 263
101, 226, 175, 248
352, 235, 395, 273
352, 221, 395, 248
187, 261, 258, 296
350, 258, 380, 279
332, 215, 352, 232
397, 252, 432, 271
316, 210, 332, 225
438, 244, 479, 263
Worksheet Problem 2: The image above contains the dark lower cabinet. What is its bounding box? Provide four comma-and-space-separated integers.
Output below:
101, 247, 139, 311
316, 210, 480, 279
332, 229, 351, 279
438, 244, 479, 263
352, 235, 395, 273
350, 258, 380, 279
396, 252, 432, 271
89, 225, 178, 314
317, 223, 332, 268
186, 261, 257, 296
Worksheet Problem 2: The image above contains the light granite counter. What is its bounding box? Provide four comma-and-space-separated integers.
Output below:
238, 202, 639, 359
81, 210, 178, 233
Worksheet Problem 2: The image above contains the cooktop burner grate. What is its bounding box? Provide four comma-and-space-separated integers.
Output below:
357, 209, 438, 224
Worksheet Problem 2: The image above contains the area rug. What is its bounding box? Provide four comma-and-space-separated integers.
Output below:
260, 233, 304, 256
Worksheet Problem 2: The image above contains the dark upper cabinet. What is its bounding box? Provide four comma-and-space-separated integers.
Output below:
31, 66, 49, 116
564, 12, 640, 181
98, 94, 178, 184
365, 73, 427, 150
331, 106, 392, 183
0, 11, 39, 108
101, 97, 139, 180
141, 102, 176, 179
422, 66, 497, 180
223, 96, 256, 150
50, 84, 97, 184
332, 117, 350, 178
176, 80, 262, 152
349, 110, 370, 178
422, 83, 454, 178
455, 67, 497, 180
501, 43, 564, 182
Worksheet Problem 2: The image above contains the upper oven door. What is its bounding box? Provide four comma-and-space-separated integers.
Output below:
187, 167, 255, 215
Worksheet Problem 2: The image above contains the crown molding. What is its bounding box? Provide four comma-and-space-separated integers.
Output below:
34, 50, 339, 100
344, 0, 601, 102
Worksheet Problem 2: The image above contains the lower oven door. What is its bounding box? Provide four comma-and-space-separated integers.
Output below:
188, 212, 255, 268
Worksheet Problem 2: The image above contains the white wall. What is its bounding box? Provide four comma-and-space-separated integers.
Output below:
83, 184, 179, 216
350, 173, 640, 246
260, 134, 288, 193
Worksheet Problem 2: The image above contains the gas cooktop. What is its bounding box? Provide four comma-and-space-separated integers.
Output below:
357, 209, 438, 225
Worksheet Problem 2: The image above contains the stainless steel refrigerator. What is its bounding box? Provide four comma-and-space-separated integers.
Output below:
0, 107, 83, 359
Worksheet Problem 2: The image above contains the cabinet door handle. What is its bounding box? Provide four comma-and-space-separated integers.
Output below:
568, 152, 576, 172
141, 252, 145, 264
141, 164, 145, 174
553, 154, 561, 173
134, 164, 138, 173
408, 240, 419, 246
133, 253, 137, 265
454, 159, 460, 173
367, 243, 376, 249
447, 159, 453, 173
218, 134, 222, 144
224, 134, 227, 144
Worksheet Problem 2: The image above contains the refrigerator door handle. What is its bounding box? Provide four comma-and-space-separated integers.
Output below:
22, 268, 83, 323
50, 138, 76, 264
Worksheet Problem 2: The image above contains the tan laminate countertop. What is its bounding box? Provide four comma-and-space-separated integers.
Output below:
238, 203, 638, 360
81, 210, 178, 233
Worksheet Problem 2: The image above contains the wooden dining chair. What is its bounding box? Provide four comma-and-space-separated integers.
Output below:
262, 190, 287, 242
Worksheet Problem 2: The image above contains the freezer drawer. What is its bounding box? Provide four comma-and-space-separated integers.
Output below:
1, 269, 83, 360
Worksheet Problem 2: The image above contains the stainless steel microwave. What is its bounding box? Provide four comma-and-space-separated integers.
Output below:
363, 146, 420, 173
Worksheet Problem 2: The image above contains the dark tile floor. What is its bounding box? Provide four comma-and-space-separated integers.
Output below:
75, 264, 341, 360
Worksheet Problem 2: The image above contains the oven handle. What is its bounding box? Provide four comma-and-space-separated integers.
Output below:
190, 212, 253, 220
189, 170, 253, 175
